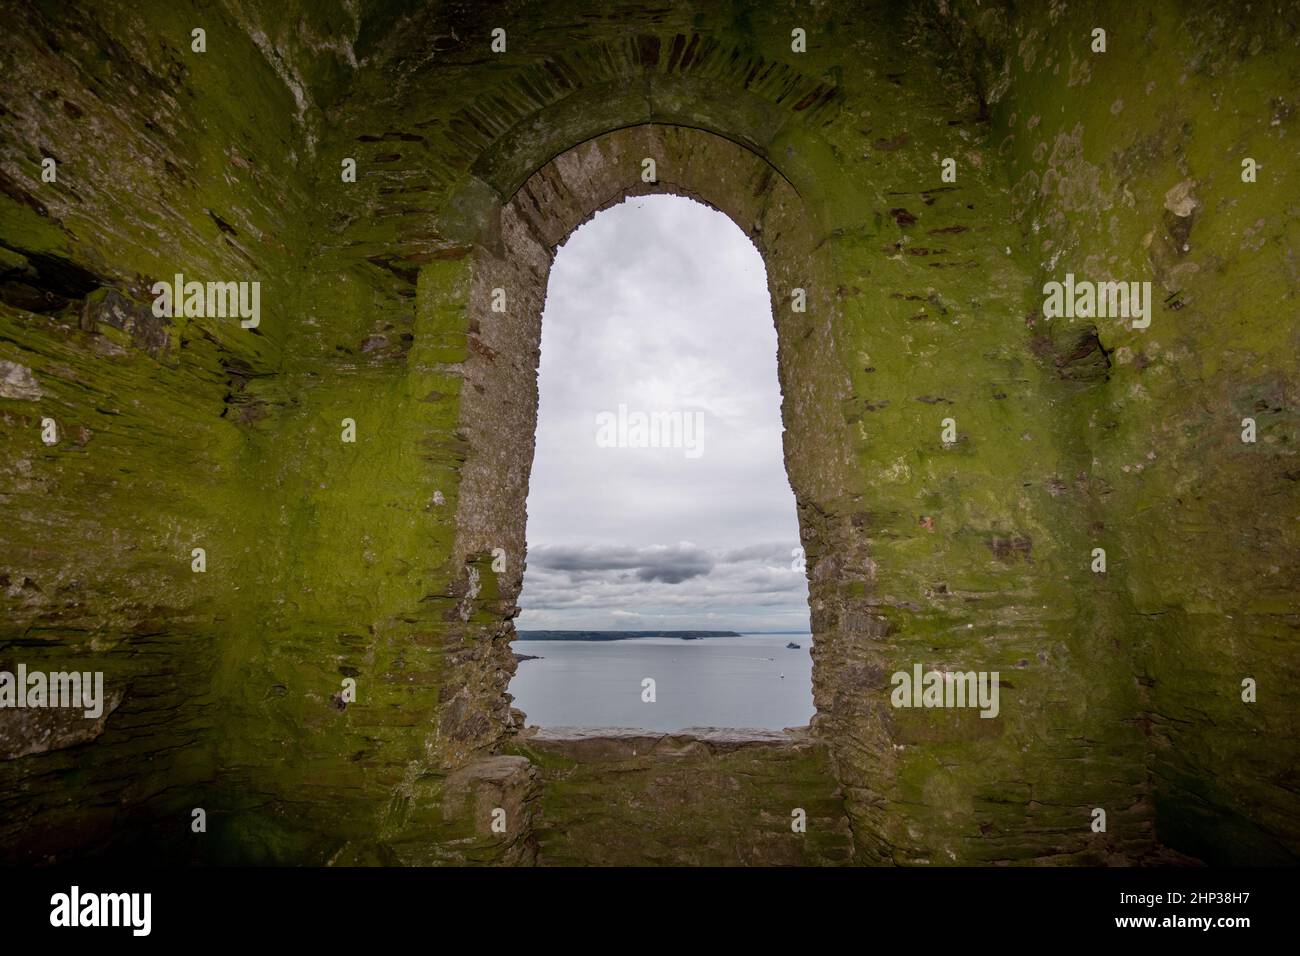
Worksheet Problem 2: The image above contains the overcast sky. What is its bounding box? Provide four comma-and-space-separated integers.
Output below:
516, 195, 810, 633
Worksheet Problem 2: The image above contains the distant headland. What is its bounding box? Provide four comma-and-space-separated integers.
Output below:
515, 630, 741, 641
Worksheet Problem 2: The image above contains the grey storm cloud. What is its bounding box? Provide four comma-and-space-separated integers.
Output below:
521, 541, 809, 626
529, 543, 714, 583
515, 194, 810, 633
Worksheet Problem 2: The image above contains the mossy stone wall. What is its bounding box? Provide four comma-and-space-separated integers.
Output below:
0, 0, 1295, 865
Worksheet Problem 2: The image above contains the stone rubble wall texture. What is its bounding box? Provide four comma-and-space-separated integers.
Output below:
515, 729, 854, 866
0, 0, 1295, 866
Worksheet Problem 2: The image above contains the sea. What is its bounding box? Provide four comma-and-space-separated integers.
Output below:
508, 632, 814, 731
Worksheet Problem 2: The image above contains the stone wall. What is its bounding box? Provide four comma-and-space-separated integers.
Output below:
986, 0, 1300, 864
516, 729, 853, 866
905, 0, 1300, 865
0, 0, 313, 862
0, 0, 1295, 866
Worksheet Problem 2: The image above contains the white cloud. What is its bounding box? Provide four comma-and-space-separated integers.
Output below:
518, 195, 809, 633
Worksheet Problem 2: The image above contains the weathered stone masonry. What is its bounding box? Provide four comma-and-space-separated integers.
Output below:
0, 0, 1296, 865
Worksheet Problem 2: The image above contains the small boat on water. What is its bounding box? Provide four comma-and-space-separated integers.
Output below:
786, 641, 801, 649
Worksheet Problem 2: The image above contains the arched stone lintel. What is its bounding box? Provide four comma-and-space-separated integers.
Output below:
441, 74, 847, 248
505, 124, 806, 257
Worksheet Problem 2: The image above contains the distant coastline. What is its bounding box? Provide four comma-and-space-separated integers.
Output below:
515, 629, 742, 641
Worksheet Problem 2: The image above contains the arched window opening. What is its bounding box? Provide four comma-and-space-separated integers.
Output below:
508, 195, 813, 732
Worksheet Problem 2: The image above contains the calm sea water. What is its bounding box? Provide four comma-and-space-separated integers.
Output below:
509, 633, 814, 731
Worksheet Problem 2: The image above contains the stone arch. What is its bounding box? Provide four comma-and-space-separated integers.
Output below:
443, 123, 853, 743
402, 123, 870, 865
366, 26, 847, 199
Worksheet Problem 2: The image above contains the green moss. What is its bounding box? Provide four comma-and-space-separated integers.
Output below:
3, 0, 1295, 866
